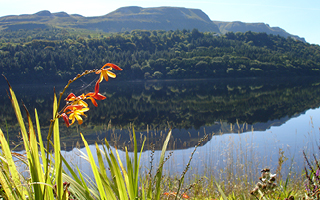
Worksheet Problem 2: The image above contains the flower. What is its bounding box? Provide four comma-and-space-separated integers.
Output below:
60, 113, 70, 127
163, 192, 189, 199
96, 63, 122, 83
65, 81, 106, 107
84, 80, 106, 106
182, 193, 190, 199
60, 63, 122, 127
64, 104, 89, 126
65, 93, 88, 107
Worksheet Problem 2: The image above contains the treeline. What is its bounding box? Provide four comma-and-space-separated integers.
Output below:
1, 28, 320, 83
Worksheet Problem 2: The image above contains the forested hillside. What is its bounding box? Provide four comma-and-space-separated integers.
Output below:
1, 28, 320, 83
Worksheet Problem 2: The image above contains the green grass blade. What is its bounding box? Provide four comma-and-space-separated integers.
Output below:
0, 128, 25, 199
133, 127, 144, 197
213, 177, 228, 200
62, 174, 95, 200
107, 147, 129, 200
7, 83, 29, 153
24, 105, 45, 199
35, 109, 48, 173
80, 133, 107, 200
0, 163, 15, 199
154, 129, 172, 200
102, 142, 120, 198
53, 92, 63, 200
125, 148, 135, 198
137, 136, 146, 192
115, 147, 132, 200
95, 144, 118, 200
140, 178, 146, 200
35, 109, 55, 200
133, 127, 138, 193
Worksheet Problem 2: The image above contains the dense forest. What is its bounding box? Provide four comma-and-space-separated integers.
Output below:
1, 28, 320, 83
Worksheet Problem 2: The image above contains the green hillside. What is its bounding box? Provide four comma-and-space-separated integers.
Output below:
0, 28, 319, 84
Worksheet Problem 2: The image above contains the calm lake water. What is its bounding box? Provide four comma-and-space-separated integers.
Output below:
1, 77, 320, 181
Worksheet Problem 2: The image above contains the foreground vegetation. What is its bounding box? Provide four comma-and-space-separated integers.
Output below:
1, 28, 320, 84
0, 64, 319, 200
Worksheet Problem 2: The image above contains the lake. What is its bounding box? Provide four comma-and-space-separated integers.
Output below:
1, 76, 320, 181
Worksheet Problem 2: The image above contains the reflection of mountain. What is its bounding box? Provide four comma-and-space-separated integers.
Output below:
1, 77, 320, 150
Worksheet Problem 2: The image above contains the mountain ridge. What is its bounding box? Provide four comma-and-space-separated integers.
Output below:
0, 6, 305, 42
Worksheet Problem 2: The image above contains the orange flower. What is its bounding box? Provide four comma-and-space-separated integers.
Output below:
65, 93, 88, 106
182, 193, 190, 199
64, 104, 89, 126
163, 192, 189, 199
96, 63, 122, 83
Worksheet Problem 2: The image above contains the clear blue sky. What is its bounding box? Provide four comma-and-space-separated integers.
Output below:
1, 0, 319, 45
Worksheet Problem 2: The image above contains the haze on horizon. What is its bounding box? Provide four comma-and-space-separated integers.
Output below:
1, 0, 319, 45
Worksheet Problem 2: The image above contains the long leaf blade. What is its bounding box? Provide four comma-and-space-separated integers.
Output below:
53, 92, 63, 199
80, 133, 107, 200
0, 128, 25, 199
155, 129, 172, 200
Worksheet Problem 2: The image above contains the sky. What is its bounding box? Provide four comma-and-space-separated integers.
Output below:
1, 0, 319, 45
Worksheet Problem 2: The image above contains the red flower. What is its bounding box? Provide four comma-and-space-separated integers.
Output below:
84, 80, 106, 106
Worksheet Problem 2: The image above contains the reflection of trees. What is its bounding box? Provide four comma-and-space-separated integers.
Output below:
2, 77, 320, 149
87, 77, 320, 131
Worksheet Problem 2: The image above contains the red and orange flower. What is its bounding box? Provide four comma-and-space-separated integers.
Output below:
96, 63, 122, 83
60, 63, 121, 127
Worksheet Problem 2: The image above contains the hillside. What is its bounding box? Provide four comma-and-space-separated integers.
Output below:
0, 7, 220, 33
1, 29, 320, 84
0, 6, 304, 41
213, 20, 305, 42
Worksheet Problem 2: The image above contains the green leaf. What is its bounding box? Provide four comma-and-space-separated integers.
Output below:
80, 133, 107, 200
0, 128, 25, 199
155, 129, 172, 200
95, 143, 117, 200
35, 109, 55, 200
53, 92, 63, 199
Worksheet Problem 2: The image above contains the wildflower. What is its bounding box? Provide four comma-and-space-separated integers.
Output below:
96, 63, 122, 83
64, 104, 89, 126
163, 192, 189, 199
182, 193, 190, 199
60, 62, 121, 127
65, 81, 106, 107
84, 80, 106, 106
60, 113, 70, 127
65, 93, 88, 107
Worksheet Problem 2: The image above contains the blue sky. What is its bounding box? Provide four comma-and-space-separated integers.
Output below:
1, 0, 319, 45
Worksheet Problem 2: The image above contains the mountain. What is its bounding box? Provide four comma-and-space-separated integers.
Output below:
0, 6, 304, 42
213, 20, 305, 42
0, 7, 220, 33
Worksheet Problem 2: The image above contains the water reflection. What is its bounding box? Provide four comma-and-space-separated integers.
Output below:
61, 106, 320, 182
1, 77, 320, 151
